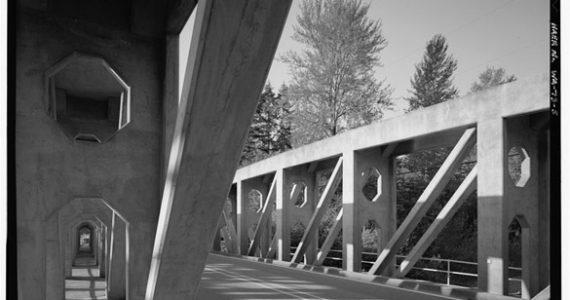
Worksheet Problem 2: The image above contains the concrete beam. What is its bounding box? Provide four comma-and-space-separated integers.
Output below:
248, 177, 277, 256
108, 213, 127, 300
234, 77, 548, 183
477, 119, 508, 295
398, 165, 477, 277
368, 128, 476, 275
315, 208, 343, 266
275, 169, 290, 261
222, 210, 239, 254
342, 150, 362, 272
145, 0, 292, 298
292, 157, 343, 263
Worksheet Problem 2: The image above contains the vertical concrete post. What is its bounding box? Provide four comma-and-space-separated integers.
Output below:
98, 224, 105, 277
364, 146, 397, 276
108, 213, 127, 300
275, 169, 291, 261
504, 116, 549, 298
237, 180, 248, 255
343, 151, 362, 272
477, 119, 508, 295
304, 170, 317, 265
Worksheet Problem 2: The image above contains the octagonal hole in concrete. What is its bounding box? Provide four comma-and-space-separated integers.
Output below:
247, 189, 263, 213
508, 146, 531, 187
289, 181, 308, 208
361, 167, 381, 201
45, 52, 131, 143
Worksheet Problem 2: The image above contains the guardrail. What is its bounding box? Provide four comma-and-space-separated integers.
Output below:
290, 247, 522, 287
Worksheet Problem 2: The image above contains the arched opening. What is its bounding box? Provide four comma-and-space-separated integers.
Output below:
78, 225, 93, 254
73, 222, 98, 267
509, 216, 531, 299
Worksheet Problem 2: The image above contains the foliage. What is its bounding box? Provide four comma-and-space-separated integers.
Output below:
470, 66, 517, 93
406, 34, 458, 111
284, 0, 392, 146
240, 84, 292, 165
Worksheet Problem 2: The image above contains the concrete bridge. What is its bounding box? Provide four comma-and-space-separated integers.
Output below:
13, 0, 551, 299
214, 76, 551, 300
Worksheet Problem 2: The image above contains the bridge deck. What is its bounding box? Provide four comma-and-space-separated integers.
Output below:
198, 254, 458, 300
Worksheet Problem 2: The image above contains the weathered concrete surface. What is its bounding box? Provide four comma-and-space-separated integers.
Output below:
108, 214, 127, 300
16, 5, 162, 299
144, 0, 292, 298
233, 76, 549, 182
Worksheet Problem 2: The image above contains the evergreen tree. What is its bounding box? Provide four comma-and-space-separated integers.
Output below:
406, 34, 458, 111
470, 66, 516, 93
398, 36, 478, 280
241, 84, 292, 165
284, 0, 392, 146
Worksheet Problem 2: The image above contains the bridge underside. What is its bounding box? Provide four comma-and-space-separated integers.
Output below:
16, 0, 291, 299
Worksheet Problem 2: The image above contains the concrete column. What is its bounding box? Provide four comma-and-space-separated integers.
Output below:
104, 224, 113, 286
237, 180, 249, 255
303, 171, 317, 265
108, 214, 127, 300
98, 224, 105, 277
477, 118, 508, 295
45, 219, 64, 300
357, 146, 396, 275
504, 115, 549, 298
275, 169, 291, 261
342, 151, 362, 272
17, 221, 45, 300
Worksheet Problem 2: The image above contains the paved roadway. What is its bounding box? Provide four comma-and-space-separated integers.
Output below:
65, 267, 106, 300
197, 254, 457, 300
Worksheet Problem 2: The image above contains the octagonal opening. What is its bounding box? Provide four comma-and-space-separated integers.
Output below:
247, 189, 263, 213
507, 146, 531, 187
45, 52, 131, 143
361, 167, 381, 201
290, 181, 308, 208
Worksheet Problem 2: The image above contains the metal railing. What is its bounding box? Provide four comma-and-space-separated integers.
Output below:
289, 247, 522, 287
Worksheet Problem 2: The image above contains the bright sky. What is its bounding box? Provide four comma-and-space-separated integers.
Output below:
266, 0, 550, 118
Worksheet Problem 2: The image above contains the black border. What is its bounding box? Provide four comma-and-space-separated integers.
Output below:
7, 0, 17, 299
549, 0, 561, 298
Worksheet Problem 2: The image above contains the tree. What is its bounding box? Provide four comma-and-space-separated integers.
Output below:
240, 84, 292, 165
470, 66, 516, 93
399, 36, 478, 281
406, 34, 458, 111
284, 0, 392, 146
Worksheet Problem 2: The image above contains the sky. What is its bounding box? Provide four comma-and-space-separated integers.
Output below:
265, 0, 550, 118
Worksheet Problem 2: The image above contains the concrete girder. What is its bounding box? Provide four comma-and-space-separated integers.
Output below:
292, 157, 343, 263
144, 0, 292, 298
248, 177, 277, 256
368, 128, 476, 276
397, 165, 478, 277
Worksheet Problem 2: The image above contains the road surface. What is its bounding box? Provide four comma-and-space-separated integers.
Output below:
197, 254, 457, 300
